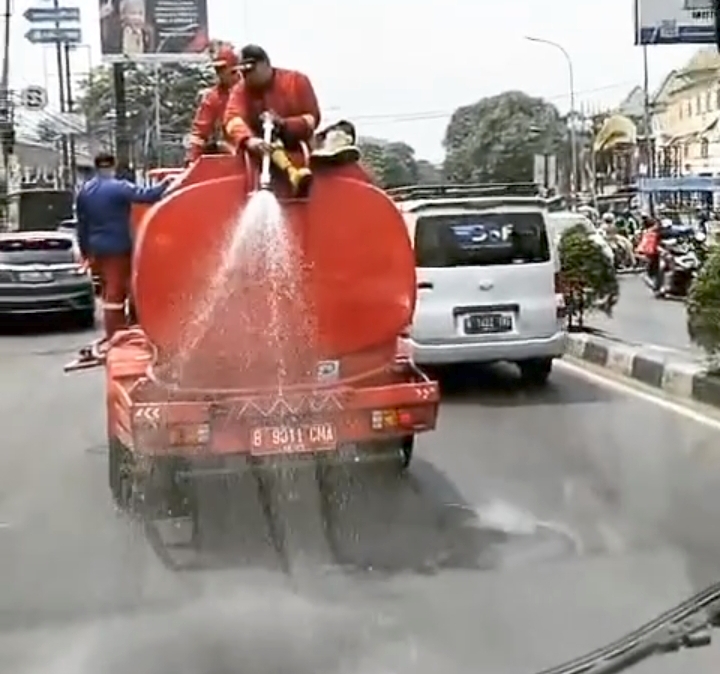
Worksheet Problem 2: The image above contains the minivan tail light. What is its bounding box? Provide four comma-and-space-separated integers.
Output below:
554, 272, 562, 294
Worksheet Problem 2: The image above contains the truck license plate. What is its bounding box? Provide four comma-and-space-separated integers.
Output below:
250, 423, 337, 455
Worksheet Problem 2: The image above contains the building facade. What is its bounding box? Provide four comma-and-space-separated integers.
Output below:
651, 48, 720, 177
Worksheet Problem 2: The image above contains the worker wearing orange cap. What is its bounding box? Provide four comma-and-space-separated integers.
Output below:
223, 44, 320, 197
185, 43, 241, 165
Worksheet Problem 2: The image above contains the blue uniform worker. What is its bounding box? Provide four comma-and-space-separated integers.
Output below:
76, 152, 169, 340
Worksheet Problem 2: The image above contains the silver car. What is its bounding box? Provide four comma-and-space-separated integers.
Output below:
0, 230, 96, 328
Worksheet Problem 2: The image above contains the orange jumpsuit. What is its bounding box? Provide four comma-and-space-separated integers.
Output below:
186, 76, 239, 163
224, 68, 320, 151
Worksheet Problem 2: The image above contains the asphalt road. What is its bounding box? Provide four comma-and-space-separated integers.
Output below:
590, 275, 701, 356
2, 321, 720, 674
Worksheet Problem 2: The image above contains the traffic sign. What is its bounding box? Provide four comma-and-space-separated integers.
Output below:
23, 6, 80, 23
25, 27, 81, 44
20, 86, 48, 110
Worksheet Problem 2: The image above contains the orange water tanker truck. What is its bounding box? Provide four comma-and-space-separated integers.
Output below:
65, 124, 440, 530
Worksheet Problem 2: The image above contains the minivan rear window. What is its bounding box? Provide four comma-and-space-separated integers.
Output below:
414, 212, 550, 267
0, 238, 75, 265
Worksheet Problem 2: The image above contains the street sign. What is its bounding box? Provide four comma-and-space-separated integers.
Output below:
25, 27, 81, 44
20, 86, 48, 110
23, 6, 80, 23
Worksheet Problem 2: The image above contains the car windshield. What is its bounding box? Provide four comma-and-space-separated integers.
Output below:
415, 211, 551, 267
0, 237, 75, 265
8, 7, 720, 674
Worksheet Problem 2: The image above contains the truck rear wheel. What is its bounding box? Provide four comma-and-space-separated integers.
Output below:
357, 435, 414, 470
108, 436, 132, 509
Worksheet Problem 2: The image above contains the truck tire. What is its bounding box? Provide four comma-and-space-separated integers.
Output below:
108, 436, 131, 509
400, 434, 414, 469
75, 308, 96, 330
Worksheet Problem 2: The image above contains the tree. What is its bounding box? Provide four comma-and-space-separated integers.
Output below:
442, 90, 566, 184
76, 62, 214, 167
687, 247, 720, 371
558, 225, 619, 330
357, 138, 433, 188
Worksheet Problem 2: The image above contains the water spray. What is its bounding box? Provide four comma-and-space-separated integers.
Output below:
259, 112, 275, 190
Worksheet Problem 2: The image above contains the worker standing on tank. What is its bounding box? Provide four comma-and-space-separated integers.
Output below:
223, 44, 320, 197
75, 152, 170, 347
185, 43, 241, 165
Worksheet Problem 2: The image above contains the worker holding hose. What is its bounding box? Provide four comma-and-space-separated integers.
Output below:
223, 44, 320, 197
185, 43, 241, 164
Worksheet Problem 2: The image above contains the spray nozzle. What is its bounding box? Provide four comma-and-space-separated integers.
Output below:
258, 112, 276, 190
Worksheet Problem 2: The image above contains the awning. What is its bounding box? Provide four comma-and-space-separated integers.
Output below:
593, 114, 637, 152
637, 176, 720, 193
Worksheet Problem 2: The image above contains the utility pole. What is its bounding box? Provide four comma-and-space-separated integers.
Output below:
113, 62, 130, 178
642, 45, 655, 216
0, 0, 12, 223
64, 42, 76, 189
52, 0, 69, 186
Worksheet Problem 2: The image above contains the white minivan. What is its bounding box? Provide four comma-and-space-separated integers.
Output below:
393, 185, 565, 385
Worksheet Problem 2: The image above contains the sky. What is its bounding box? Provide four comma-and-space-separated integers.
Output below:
3, 0, 708, 162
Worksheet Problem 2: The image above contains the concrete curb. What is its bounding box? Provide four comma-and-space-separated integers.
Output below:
564, 332, 720, 409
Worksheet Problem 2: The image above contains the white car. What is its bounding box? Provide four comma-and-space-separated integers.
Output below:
394, 185, 565, 385
545, 211, 614, 269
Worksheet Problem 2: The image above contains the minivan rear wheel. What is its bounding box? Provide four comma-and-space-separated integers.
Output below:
518, 358, 553, 386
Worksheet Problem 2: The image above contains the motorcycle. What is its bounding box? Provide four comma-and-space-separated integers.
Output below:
652, 237, 700, 298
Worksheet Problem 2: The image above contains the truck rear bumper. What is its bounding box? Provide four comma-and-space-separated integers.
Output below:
128, 360, 439, 459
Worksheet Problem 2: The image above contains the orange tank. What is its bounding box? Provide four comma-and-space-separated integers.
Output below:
130, 168, 185, 239
131, 155, 417, 389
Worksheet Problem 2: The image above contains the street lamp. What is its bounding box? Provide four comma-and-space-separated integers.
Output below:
525, 36, 577, 209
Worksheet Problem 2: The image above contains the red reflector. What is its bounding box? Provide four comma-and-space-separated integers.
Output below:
398, 410, 414, 427
554, 272, 562, 293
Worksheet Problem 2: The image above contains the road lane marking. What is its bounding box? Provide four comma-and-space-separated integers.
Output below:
557, 358, 720, 433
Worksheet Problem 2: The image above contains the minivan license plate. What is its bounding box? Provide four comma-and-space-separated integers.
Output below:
464, 313, 512, 334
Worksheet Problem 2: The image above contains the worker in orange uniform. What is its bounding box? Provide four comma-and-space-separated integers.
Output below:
185, 43, 241, 165
224, 44, 320, 197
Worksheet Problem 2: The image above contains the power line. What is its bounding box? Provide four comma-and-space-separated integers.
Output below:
330, 80, 637, 125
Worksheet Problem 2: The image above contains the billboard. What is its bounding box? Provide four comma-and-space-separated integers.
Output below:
634, 0, 717, 45
99, 0, 210, 62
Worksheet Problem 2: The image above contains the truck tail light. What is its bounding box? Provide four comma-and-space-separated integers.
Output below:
167, 423, 210, 446
371, 408, 427, 431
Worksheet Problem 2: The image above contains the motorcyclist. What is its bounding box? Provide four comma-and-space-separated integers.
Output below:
601, 212, 635, 268
185, 43, 241, 165
636, 213, 662, 294
223, 44, 320, 197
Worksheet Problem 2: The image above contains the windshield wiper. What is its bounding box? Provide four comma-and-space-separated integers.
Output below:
532, 582, 720, 674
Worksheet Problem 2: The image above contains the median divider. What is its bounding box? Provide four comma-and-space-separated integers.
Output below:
564, 332, 720, 409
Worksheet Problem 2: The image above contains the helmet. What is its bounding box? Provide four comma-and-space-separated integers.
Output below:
602, 212, 614, 223
210, 44, 238, 70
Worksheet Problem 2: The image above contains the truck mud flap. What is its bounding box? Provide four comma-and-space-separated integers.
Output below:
132, 442, 408, 573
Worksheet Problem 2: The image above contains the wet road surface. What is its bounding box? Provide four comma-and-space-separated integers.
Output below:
2, 321, 720, 673
590, 275, 700, 356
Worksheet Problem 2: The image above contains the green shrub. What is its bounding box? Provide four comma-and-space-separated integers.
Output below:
687, 246, 720, 370
558, 225, 619, 330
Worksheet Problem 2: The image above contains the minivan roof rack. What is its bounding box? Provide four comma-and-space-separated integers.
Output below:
387, 182, 542, 201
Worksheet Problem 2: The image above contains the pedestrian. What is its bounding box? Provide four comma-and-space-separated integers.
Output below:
75, 152, 170, 348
